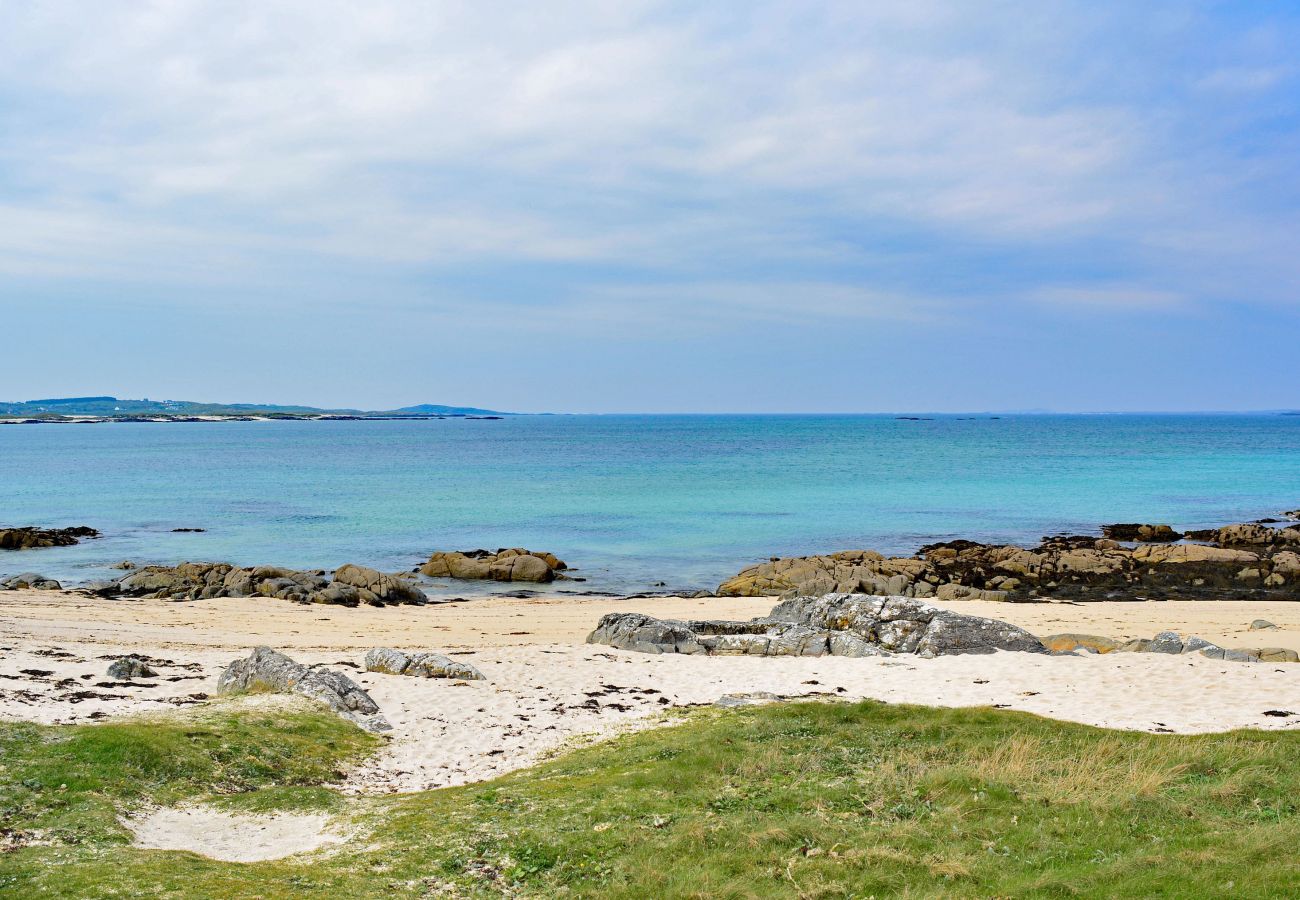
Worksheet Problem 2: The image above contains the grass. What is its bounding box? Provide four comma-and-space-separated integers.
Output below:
2, 697, 1298, 897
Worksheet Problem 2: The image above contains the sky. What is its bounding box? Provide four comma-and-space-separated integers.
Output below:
1, 1, 1299, 413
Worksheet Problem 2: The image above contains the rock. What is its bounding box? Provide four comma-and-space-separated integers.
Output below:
0, 525, 99, 550
110, 560, 136, 570
216, 647, 390, 732
1257, 647, 1300, 663
1041, 633, 1122, 654
1249, 619, 1279, 631
0, 572, 61, 590
1215, 523, 1287, 546
107, 656, 156, 678
715, 692, 781, 708
587, 593, 1045, 659
1180, 636, 1222, 655
1101, 524, 1183, 542
332, 564, 427, 605
419, 549, 566, 583
1144, 631, 1185, 654
1199, 647, 1258, 662
1272, 552, 1300, 576
1115, 638, 1151, 652
116, 561, 237, 600
586, 613, 710, 655
1129, 544, 1258, 566
364, 648, 484, 680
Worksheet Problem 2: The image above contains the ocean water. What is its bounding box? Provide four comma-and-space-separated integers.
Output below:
2, 414, 1299, 594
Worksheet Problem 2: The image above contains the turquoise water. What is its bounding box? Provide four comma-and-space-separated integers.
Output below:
2, 414, 1298, 594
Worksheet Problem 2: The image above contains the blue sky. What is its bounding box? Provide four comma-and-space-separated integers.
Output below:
1, 1, 1298, 412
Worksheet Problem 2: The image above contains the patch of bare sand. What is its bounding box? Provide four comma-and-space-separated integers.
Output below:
126, 805, 346, 862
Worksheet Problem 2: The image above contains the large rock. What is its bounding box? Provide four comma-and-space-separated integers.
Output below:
587, 593, 1046, 659
420, 549, 566, 583
332, 564, 427, 605
0, 526, 99, 550
217, 647, 390, 732
364, 648, 484, 680
0, 572, 61, 590
1101, 524, 1182, 542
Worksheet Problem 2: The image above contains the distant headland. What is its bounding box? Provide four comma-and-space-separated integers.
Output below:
0, 396, 510, 423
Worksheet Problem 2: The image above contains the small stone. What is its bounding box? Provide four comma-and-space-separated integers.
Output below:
714, 692, 781, 708
1249, 619, 1279, 631
107, 656, 156, 679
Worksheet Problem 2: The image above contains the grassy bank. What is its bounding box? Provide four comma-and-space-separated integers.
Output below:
2, 698, 1298, 898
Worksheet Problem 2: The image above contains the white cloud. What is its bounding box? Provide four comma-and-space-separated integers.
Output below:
0, 0, 1297, 321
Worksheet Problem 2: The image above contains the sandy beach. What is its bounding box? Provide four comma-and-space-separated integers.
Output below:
2, 589, 1298, 794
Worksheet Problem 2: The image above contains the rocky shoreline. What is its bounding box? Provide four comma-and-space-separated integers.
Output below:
6, 512, 1300, 604
718, 518, 1300, 602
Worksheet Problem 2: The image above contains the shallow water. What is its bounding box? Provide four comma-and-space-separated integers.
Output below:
2, 414, 1298, 593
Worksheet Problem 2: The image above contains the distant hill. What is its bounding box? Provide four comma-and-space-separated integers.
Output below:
0, 397, 509, 420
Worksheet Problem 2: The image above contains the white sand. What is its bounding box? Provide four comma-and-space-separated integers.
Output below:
2, 589, 1298, 794
127, 805, 345, 861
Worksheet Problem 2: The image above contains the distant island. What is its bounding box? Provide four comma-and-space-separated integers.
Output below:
0, 396, 509, 423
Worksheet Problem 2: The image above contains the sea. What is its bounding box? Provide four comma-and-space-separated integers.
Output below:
3, 414, 1299, 595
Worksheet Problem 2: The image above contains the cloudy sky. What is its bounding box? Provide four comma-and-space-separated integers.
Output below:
2, 1, 1298, 412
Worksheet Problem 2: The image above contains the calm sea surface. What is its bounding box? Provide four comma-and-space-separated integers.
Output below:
2, 414, 1299, 594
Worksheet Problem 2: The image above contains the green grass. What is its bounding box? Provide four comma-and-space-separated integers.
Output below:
2, 698, 1298, 898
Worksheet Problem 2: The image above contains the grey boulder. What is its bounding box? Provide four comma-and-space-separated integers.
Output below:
587, 593, 1046, 659
0, 572, 61, 590
107, 656, 156, 679
217, 646, 390, 732
364, 647, 485, 680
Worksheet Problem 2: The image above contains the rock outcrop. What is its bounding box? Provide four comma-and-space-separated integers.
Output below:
216, 646, 390, 732
364, 648, 485, 680
419, 549, 566, 583
0, 572, 61, 590
0, 526, 99, 550
719, 525, 1300, 602
332, 564, 428, 605
103, 561, 427, 605
587, 593, 1046, 658
1100, 524, 1182, 542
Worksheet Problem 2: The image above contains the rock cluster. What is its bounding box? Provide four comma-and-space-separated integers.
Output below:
718, 524, 1300, 602
364, 648, 485, 680
1100, 523, 1182, 542
419, 548, 567, 583
587, 593, 1046, 658
216, 646, 390, 732
1046, 631, 1298, 663
0, 526, 99, 550
100, 561, 427, 605
0, 572, 61, 590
